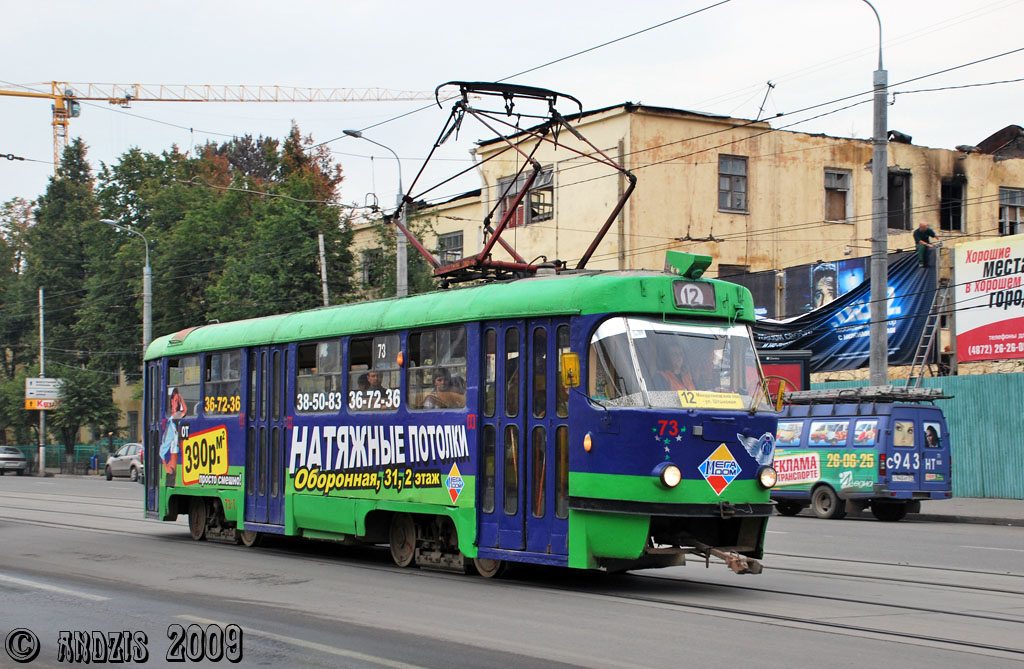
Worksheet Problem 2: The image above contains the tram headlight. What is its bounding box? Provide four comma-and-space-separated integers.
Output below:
757, 465, 778, 489
656, 462, 682, 488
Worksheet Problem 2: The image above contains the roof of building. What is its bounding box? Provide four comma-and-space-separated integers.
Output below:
977, 125, 1024, 156
476, 102, 761, 148
144, 270, 755, 360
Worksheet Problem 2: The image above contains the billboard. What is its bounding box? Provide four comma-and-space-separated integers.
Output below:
954, 234, 1024, 362
754, 253, 936, 373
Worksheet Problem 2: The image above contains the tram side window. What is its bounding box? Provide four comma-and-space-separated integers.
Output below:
408, 326, 467, 411
483, 329, 496, 417
348, 334, 401, 412
204, 350, 241, 415
295, 341, 344, 413
555, 325, 570, 418
167, 356, 200, 417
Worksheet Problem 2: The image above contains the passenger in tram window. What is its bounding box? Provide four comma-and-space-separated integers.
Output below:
357, 373, 369, 392
366, 370, 385, 391
423, 368, 465, 409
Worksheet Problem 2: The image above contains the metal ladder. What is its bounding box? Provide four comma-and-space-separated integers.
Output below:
905, 278, 951, 387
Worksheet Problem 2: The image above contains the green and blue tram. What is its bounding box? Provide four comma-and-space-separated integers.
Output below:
143, 253, 779, 576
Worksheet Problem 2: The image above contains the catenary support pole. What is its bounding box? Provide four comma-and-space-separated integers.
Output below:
318, 232, 330, 306
38, 288, 45, 476
864, 0, 890, 386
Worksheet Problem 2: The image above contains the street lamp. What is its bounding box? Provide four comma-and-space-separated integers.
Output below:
343, 129, 408, 297
862, 0, 890, 385
100, 219, 152, 353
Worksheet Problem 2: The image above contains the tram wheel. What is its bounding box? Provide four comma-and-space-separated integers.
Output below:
239, 529, 262, 547
811, 486, 846, 520
775, 500, 803, 516
188, 498, 208, 541
473, 557, 506, 579
871, 502, 907, 522
388, 513, 417, 568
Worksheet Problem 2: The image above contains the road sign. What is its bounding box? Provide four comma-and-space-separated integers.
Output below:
26, 377, 63, 400
25, 398, 59, 410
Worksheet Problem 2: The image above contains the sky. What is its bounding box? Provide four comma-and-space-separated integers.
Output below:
2, 0, 1023, 211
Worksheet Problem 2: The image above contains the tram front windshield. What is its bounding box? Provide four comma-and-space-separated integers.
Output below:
588, 317, 769, 411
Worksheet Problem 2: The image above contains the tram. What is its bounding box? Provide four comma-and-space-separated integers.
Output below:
141, 83, 780, 576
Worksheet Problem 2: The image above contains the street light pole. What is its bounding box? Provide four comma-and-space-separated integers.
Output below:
100, 219, 152, 353
343, 130, 408, 297
863, 0, 889, 386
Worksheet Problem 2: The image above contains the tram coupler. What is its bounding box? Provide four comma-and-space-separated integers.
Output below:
684, 541, 763, 575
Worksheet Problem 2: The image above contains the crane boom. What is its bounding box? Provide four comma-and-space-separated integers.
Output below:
1, 81, 434, 166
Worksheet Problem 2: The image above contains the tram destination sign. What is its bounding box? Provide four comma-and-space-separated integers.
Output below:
672, 280, 716, 310
25, 377, 64, 410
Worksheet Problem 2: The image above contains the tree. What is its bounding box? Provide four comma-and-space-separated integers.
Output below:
25, 139, 103, 371
0, 197, 36, 377
364, 208, 438, 298
0, 367, 37, 446
48, 367, 120, 462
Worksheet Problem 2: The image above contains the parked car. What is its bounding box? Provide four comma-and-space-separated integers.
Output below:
0, 447, 28, 475
105, 443, 143, 482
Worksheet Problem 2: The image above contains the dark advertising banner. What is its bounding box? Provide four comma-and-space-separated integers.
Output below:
754, 253, 936, 372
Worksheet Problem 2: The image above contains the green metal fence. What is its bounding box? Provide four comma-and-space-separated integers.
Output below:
814, 373, 1024, 500
9, 444, 122, 472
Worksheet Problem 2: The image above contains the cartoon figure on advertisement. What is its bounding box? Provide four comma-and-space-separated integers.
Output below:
160, 386, 187, 484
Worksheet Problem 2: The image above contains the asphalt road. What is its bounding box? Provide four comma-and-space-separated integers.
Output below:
1, 476, 1022, 668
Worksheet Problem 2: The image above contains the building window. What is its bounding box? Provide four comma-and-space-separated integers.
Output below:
497, 167, 554, 228
824, 169, 853, 223
887, 171, 912, 230
999, 187, 1024, 236
717, 263, 749, 281
437, 231, 463, 263
718, 156, 748, 212
940, 178, 965, 232
127, 411, 139, 442
361, 248, 384, 288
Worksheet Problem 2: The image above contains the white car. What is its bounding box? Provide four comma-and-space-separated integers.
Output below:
0, 447, 28, 475
105, 443, 143, 482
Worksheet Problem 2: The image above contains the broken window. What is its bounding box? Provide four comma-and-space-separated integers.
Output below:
437, 231, 463, 263
361, 248, 384, 288
887, 171, 912, 231
940, 178, 965, 232
718, 155, 748, 212
497, 167, 554, 228
999, 187, 1024, 236
824, 169, 852, 223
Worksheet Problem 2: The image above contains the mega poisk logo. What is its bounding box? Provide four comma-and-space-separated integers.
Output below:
698, 444, 741, 495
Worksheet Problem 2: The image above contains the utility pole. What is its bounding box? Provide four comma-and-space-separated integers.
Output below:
318, 232, 330, 306
396, 192, 408, 298
38, 288, 46, 477
342, 129, 407, 297
864, 0, 890, 386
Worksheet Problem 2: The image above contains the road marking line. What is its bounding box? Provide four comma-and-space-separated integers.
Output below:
177, 616, 425, 669
766, 530, 788, 534
0, 574, 109, 601
961, 545, 1024, 553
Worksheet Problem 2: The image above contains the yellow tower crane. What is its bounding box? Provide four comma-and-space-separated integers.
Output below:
0, 82, 435, 166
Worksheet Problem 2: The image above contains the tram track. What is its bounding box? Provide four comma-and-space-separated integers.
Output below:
767, 550, 1024, 579
6, 511, 1024, 660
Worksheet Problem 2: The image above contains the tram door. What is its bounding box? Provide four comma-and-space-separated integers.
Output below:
478, 320, 570, 555
245, 346, 287, 527
144, 360, 162, 515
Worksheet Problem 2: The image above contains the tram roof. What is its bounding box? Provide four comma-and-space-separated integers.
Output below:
144, 270, 755, 360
